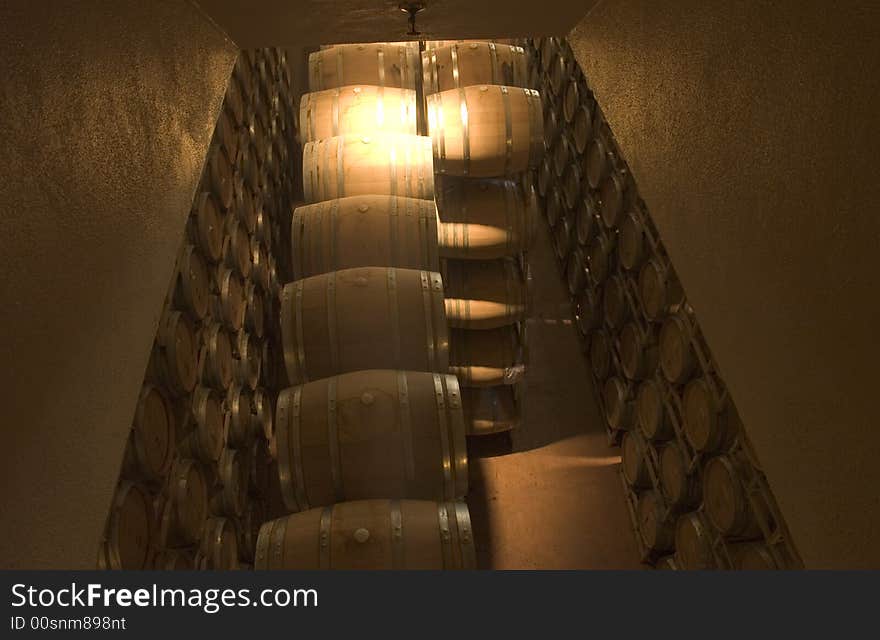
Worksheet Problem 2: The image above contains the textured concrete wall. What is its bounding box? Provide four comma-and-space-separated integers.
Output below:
568, 0, 880, 568
0, 1, 237, 568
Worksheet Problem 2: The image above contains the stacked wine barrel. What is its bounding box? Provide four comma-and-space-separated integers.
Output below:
526, 37, 802, 570
97, 49, 296, 570
424, 40, 543, 436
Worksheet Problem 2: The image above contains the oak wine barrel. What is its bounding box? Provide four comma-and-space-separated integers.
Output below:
292, 196, 439, 280
659, 313, 697, 385
422, 42, 528, 94
308, 44, 419, 91
537, 155, 553, 196
252, 388, 274, 441
587, 233, 615, 284
449, 326, 525, 387
196, 517, 239, 570
675, 511, 717, 570
619, 321, 659, 380
299, 86, 417, 143
572, 102, 594, 153
638, 258, 685, 321
731, 542, 781, 570
621, 430, 652, 489
553, 213, 573, 259
201, 323, 234, 390
207, 146, 234, 210
619, 211, 647, 271
703, 455, 767, 539
562, 162, 581, 210
281, 267, 449, 385
574, 286, 602, 336
227, 385, 253, 448
599, 170, 628, 228
256, 499, 475, 569
603, 274, 631, 330
158, 459, 209, 547
100, 481, 155, 570
636, 378, 674, 441
232, 330, 261, 390
545, 183, 564, 227
210, 448, 249, 518
683, 377, 740, 452
122, 385, 175, 485
212, 266, 246, 332
152, 549, 194, 570
659, 441, 702, 510
566, 246, 587, 295
427, 85, 543, 177
276, 369, 467, 512
149, 311, 198, 397
443, 258, 528, 330
189, 192, 225, 263
588, 329, 612, 380
244, 281, 265, 339
461, 385, 519, 435
303, 134, 434, 203
637, 491, 675, 554
173, 245, 210, 321
603, 376, 635, 431
221, 214, 253, 279
178, 386, 227, 463
576, 193, 598, 245
563, 74, 584, 124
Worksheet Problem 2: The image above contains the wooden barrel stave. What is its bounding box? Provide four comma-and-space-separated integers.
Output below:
299, 86, 417, 143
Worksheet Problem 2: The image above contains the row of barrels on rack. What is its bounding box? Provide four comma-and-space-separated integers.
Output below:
98, 48, 298, 570
525, 37, 801, 570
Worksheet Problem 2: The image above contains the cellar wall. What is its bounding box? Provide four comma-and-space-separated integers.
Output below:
0, 1, 237, 568
567, 0, 880, 568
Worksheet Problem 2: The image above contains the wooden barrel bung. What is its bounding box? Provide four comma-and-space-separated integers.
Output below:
101, 481, 155, 570
212, 266, 246, 332
276, 370, 467, 512
427, 85, 544, 178
299, 86, 417, 143
449, 326, 524, 387
619, 321, 659, 380
588, 329, 612, 380
537, 155, 553, 197
173, 245, 210, 321
562, 162, 582, 210
638, 491, 675, 554
244, 281, 265, 339
638, 258, 684, 321
281, 267, 449, 385
636, 378, 674, 442
621, 430, 652, 489
292, 196, 439, 280
197, 517, 239, 570
222, 215, 252, 279
255, 499, 475, 569
303, 134, 434, 203
703, 455, 767, 539
202, 323, 234, 390
179, 386, 227, 463
545, 183, 564, 228
572, 102, 594, 154
603, 376, 635, 431
553, 214, 573, 260
123, 385, 175, 485
233, 330, 261, 390
674, 511, 717, 570
443, 258, 528, 330
683, 377, 739, 453
575, 285, 602, 336
599, 170, 627, 228
461, 385, 519, 435
619, 211, 647, 271
226, 385, 254, 448
208, 146, 234, 210
436, 177, 535, 260
659, 441, 702, 510
659, 314, 697, 385
422, 42, 528, 94
211, 448, 249, 518
587, 233, 615, 284
150, 311, 198, 397
602, 274, 631, 330
567, 246, 587, 295
576, 193, 598, 246
308, 44, 419, 91
189, 192, 225, 263
159, 459, 209, 547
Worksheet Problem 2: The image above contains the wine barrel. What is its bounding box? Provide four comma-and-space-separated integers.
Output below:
221, 214, 253, 279
563, 74, 584, 123
227, 385, 253, 448
636, 378, 674, 441
539, 38, 560, 72
424, 39, 519, 50
619, 321, 659, 380
576, 193, 598, 245
436, 177, 535, 260
427, 85, 543, 177
545, 183, 564, 228
603, 274, 631, 330
703, 455, 765, 539
638, 491, 675, 554
308, 44, 418, 91
461, 385, 519, 435
574, 286, 602, 336
201, 323, 234, 390
244, 281, 265, 339
675, 511, 717, 570
549, 47, 576, 97
149, 311, 198, 397
449, 326, 524, 387
303, 134, 434, 203
299, 86, 416, 143
621, 430, 652, 489
250, 237, 270, 293
233, 176, 257, 233
659, 313, 697, 385
619, 211, 647, 271
178, 386, 226, 463
585, 132, 613, 190
252, 388, 274, 441
552, 133, 574, 178
603, 376, 635, 431
158, 459, 209, 547
189, 192, 225, 263
255, 499, 475, 569
659, 441, 702, 510
638, 258, 685, 321
292, 196, 439, 280
422, 42, 528, 94
232, 330, 261, 390
211, 448, 249, 518
587, 233, 615, 284
212, 266, 245, 332
572, 103, 594, 154
207, 146, 234, 210
281, 267, 448, 385
443, 258, 528, 330
600, 170, 628, 228
196, 517, 239, 570
173, 245, 210, 321
588, 329, 612, 380
553, 214, 573, 260
101, 482, 155, 570
567, 246, 587, 295
683, 377, 739, 452
122, 385, 175, 485
276, 370, 467, 512
562, 162, 581, 210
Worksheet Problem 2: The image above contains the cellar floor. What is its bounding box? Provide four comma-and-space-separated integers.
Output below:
466, 219, 643, 570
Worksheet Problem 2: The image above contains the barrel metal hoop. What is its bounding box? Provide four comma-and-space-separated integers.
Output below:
445, 374, 468, 498
437, 503, 452, 569
434, 374, 455, 501
290, 386, 309, 510
390, 499, 404, 569
335, 137, 344, 198
331, 87, 340, 136
421, 271, 436, 371
451, 44, 460, 89
397, 371, 416, 485
254, 521, 272, 569
270, 516, 287, 569
404, 135, 412, 199
389, 195, 399, 266
336, 46, 344, 87
308, 93, 317, 142
488, 42, 499, 84
294, 281, 307, 381
318, 506, 333, 569
328, 200, 338, 271
326, 271, 339, 371
378, 47, 385, 88
387, 268, 401, 367
327, 377, 343, 502
454, 501, 476, 569
502, 86, 513, 176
